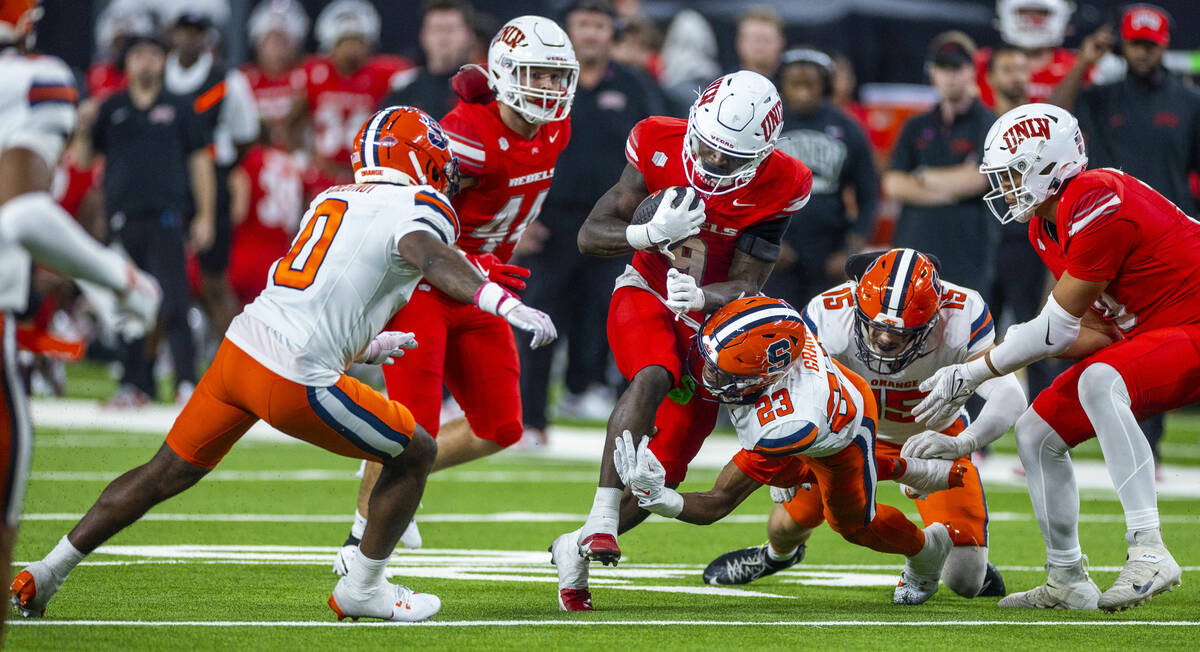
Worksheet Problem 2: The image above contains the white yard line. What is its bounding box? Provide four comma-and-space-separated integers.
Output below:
10, 619, 1200, 628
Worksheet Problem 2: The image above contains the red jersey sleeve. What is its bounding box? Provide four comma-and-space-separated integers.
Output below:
624, 118, 652, 172
781, 159, 813, 216
1062, 185, 1134, 282
441, 104, 488, 177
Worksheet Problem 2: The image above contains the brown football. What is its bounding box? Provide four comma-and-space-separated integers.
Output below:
631, 186, 703, 226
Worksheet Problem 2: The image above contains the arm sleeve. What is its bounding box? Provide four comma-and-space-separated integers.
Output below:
735, 215, 791, 260
961, 374, 1027, 448
0, 192, 131, 292
844, 121, 880, 240
887, 120, 918, 172
440, 110, 487, 177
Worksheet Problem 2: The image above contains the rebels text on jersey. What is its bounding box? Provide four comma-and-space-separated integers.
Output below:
1029, 167, 1200, 336
440, 100, 570, 261
301, 55, 411, 167
226, 183, 458, 387
624, 116, 812, 303
729, 327, 864, 460
802, 280, 995, 445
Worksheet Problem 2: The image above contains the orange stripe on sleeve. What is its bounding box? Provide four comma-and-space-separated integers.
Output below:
193, 81, 227, 114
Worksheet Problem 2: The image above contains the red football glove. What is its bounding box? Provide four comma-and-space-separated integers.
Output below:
468, 252, 530, 292
451, 66, 495, 104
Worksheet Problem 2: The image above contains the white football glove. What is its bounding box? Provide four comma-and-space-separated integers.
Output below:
911, 363, 982, 430
474, 281, 558, 349
116, 266, 162, 338
626, 187, 705, 260
769, 485, 797, 504
613, 430, 683, 517
358, 331, 418, 365
901, 430, 976, 461
665, 268, 705, 314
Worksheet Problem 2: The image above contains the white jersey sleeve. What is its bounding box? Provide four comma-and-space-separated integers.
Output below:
728, 330, 864, 460
227, 183, 455, 386
0, 52, 78, 168
938, 281, 996, 362
801, 282, 857, 359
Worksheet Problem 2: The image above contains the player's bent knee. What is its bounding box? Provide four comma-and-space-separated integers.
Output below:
146, 443, 211, 497
397, 426, 436, 474
1013, 407, 1067, 456
941, 546, 988, 598
628, 365, 674, 398
1077, 362, 1128, 413
488, 422, 524, 449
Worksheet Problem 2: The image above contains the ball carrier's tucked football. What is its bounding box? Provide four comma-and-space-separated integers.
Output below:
626, 186, 706, 259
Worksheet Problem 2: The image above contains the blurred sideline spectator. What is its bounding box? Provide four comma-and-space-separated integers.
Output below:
163, 9, 261, 339
611, 15, 660, 81
227, 144, 303, 307
1053, 4, 1200, 464
76, 36, 215, 406
87, 0, 156, 100
986, 45, 1031, 116
658, 9, 719, 116
733, 5, 784, 80
883, 31, 995, 293
764, 47, 878, 309
287, 0, 410, 197
976, 0, 1085, 108
382, 0, 475, 118
517, 0, 665, 434
242, 0, 309, 150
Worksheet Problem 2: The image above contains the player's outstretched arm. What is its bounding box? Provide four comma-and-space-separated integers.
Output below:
396, 230, 557, 348
674, 461, 763, 525
577, 164, 650, 257
0, 147, 158, 310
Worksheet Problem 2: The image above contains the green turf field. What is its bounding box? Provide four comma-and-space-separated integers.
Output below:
7, 403, 1200, 650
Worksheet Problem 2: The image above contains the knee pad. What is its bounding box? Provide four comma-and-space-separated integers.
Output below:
941, 546, 988, 598
1077, 362, 1130, 413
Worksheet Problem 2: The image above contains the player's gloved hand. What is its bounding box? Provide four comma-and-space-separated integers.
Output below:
626, 187, 705, 259
769, 485, 796, 503
665, 268, 705, 314
359, 331, 419, 365
613, 430, 683, 518
901, 430, 977, 461
474, 281, 557, 349
115, 265, 162, 339
467, 252, 530, 292
912, 363, 984, 430
451, 65, 495, 104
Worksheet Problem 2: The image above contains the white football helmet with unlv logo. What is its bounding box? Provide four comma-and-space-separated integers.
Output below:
483, 15, 578, 125
684, 71, 784, 196
979, 102, 1087, 223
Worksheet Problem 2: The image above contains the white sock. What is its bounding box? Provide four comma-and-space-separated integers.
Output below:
1014, 409, 1082, 567
767, 542, 797, 562
350, 510, 368, 540
584, 487, 621, 533
1128, 528, 1164, 547
1077, 364, 1161, 534
44, 535, 85, 578
346, 547, 388, 596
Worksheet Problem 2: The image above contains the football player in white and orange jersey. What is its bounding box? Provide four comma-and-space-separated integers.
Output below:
608, 297, 956, 606
290, 0, 411, 196
331, 15, 578, 573
703, 249, 1027, 599
11, 106, 556, 624
0, 0, 160, 635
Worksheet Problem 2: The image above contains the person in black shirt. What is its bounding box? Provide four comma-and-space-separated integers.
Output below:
883, 32, 995, 293
76, 36, 216, 406
764, 48, 879, 309
517, 0, 666, 436
380, 0, 475, 118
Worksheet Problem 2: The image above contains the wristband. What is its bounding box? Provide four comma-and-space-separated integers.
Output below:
645, 488, 684, 518
625, 223, 655, 250
473, 282, 511, 316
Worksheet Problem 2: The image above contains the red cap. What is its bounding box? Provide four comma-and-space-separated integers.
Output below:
1121, 5, 1170, 47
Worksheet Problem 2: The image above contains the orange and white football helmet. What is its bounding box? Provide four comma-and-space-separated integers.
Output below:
351, 106, 460, 196
692, 296, 806, 403
853, 249, 943, 374
0, 0, 41, 48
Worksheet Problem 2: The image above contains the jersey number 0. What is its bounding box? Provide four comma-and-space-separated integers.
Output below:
273, 198, 347, 290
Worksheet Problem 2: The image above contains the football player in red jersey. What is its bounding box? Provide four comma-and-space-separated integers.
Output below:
289, 0, 411, 195
329, 15, 579, 573
913, 103, 1197, 612
549, 70, 813, 611
975, 0, 1089, 107
241, 0, 309, 149
227, 143, 304, 306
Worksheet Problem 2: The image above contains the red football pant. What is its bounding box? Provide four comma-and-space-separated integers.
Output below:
733, 367, 926, 557
607, 286, 719, 483
1033, 324, 1200, 447
381, 286, 523, 447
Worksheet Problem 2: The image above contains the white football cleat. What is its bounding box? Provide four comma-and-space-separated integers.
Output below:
332, 541, 357, 577
998, 573, 1101, 609
550, 532, 592, 611
894, 522, 952, 605
1097, 544, 1182, 612
399, 519, 422, 550
10, 561, 66, 618
328, 577, 441, 622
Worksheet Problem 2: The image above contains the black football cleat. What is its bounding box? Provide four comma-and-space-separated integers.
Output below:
978, 561, 1008, 597
702, 544, 805, 585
